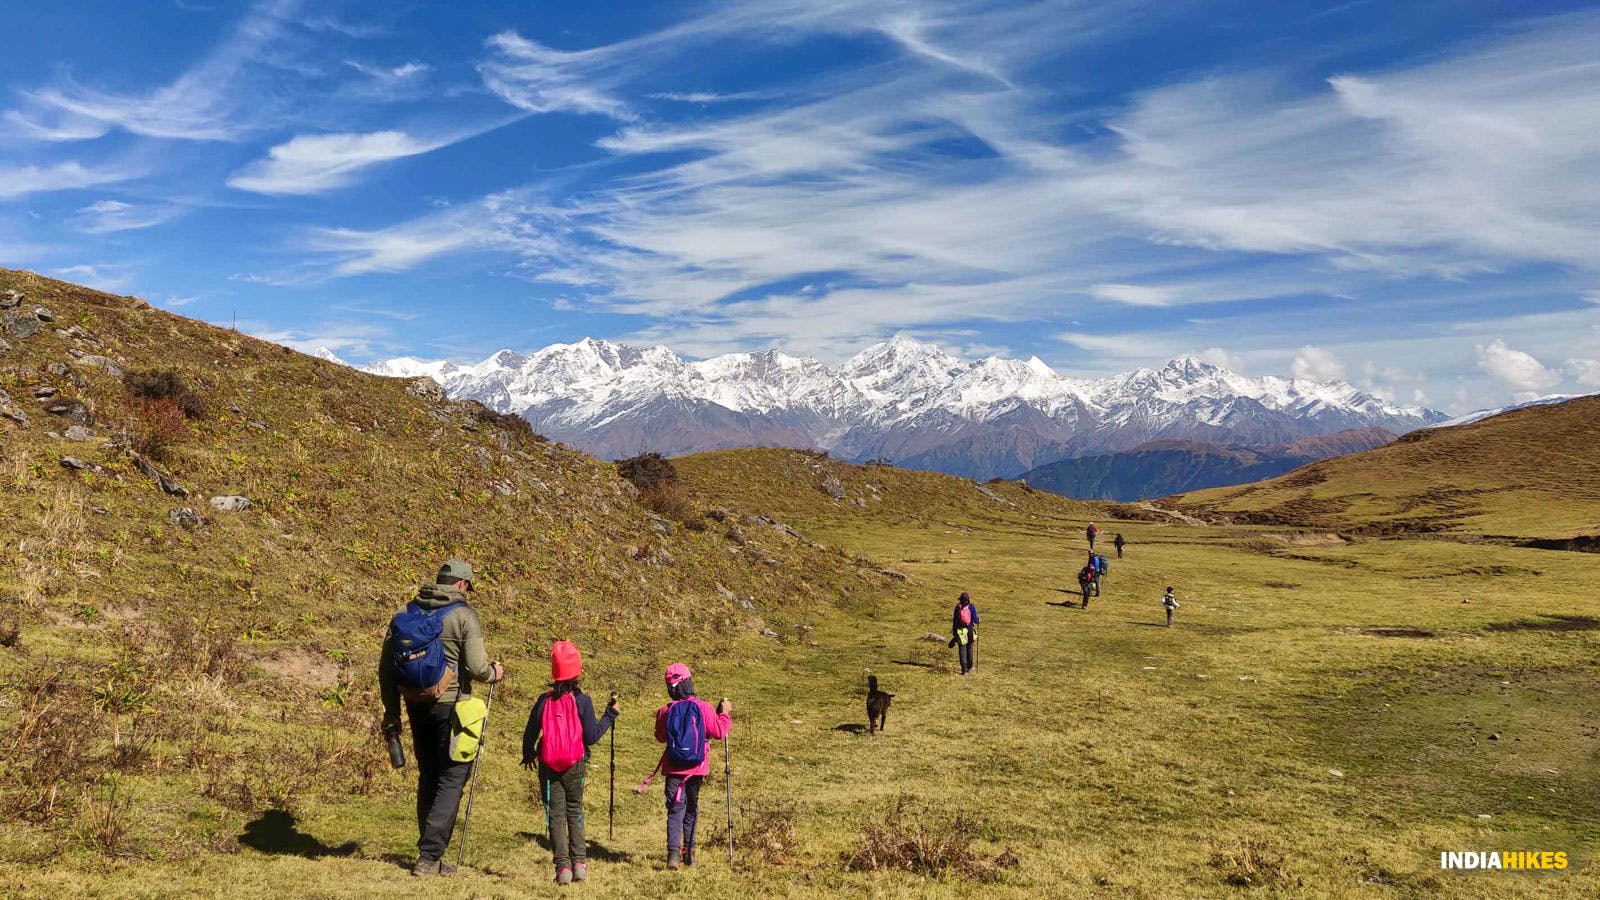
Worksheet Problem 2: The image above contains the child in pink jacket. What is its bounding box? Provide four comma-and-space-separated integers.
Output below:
654, 663, 731, 870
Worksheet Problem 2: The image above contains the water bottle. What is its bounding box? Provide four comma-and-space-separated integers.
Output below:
384, 720, 406, 769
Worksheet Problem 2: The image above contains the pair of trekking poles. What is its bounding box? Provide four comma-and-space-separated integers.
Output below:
455, 689, 735, 867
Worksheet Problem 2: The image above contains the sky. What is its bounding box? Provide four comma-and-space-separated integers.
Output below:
2, 0, 1599, 414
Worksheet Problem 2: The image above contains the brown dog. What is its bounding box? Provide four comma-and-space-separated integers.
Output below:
867, 675, 894, 734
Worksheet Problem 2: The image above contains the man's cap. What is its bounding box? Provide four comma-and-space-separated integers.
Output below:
438, 559, 475, 588
664, 662, 691, 686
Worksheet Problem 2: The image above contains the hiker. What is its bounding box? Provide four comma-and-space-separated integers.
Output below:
379, 560, 505, 877
1086, 522, 1098, 550
521, 640, 618, 886
950, 591, 979, 674
1078, 565, 1094, 609
655, 664, 732, 870
1163, 587, 1179, 627
1114, 533, 1125, 558
1092, 552, 1108, 596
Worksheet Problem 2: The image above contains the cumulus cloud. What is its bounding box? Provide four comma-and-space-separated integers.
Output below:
1475, 339, 1560, 392
1291, 346, 1347, 382
1566, 357, 1600, 386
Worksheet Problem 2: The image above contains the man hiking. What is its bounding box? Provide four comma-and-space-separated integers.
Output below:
1078, 564, 1094, 609
950, 591, 979, 675
1086, 522, 1099, 550
654, 664, 731, 871
522, 640, 618, 886
1163, 586, 1180, 627
1091, 552, 1108, 596
1114, 533, 1125, 558
379, 560, 505, 877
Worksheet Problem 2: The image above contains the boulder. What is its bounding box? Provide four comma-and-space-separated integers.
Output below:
132, 456, 189, 497
3, 313, 41, 340
40, 399, 91, 425
63, 425, 94, 442
76, 355, 124, 379
0, 289, 22, 309
405, 377, 447, 402
209, 495, 253, 512
166, 508, 204, 528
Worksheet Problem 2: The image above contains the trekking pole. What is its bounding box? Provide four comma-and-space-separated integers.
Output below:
608, 691, 617, 841
722, 698, 734, 865
457, 679, 493, 867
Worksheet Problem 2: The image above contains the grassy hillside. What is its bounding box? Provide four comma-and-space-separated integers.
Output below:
1168, 397, 1600, 540
4, 270, 1596, 898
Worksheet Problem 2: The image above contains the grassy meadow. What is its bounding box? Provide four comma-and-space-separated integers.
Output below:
1, 271, 1596, 897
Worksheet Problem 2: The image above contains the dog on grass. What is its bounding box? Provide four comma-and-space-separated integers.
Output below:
866, 675, 894, 734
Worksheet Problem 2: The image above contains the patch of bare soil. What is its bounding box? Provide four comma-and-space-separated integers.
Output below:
254, 648, 341, 687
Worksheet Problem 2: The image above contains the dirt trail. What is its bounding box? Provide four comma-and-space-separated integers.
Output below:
1136, 501, 1206, 526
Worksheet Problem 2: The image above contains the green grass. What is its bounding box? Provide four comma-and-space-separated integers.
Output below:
3, 273, 1597, 897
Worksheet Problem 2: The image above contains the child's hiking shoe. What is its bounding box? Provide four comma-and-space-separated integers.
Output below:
411, 858, 456, 877
556, 866, 573, 886
573, 862, 589, 882
683, 846, 695, 867
667, 849, 682, 871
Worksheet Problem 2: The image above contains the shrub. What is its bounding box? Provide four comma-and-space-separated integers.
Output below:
128, 396, 188, 461
124, 369, 206, 420
463, 402, 545, 444
0, 614, 19, 650
709, 799, 800, 865
2, 665, 105, 823
864, 457, 894, 467
641, 481, 695, 522
1210, 837, 1297, 888
843, 796, 1018, 881
617, 452, 678, 493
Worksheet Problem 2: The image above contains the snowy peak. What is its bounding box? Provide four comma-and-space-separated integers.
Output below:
363, 338, 1449, 478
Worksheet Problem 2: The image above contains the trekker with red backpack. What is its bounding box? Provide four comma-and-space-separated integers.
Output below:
950, 591, 980, 675
654, 663, 731, 870
522, 641, 618, 886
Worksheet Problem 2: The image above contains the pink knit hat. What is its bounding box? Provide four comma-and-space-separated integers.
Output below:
664, 663, 691, 686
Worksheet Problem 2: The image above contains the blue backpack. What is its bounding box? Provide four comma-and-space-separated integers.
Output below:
389, 601, 464, 697
1095, 555, 1109, 575
664, 699, 707, 768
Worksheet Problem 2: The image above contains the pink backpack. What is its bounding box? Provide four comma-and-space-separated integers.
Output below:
958, 605, 972, 626
540, 693, 585, 772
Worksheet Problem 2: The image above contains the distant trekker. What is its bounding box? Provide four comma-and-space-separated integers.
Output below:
1086, 522, 1099, 550
950, 592, 980, 675
1078, 565, 1094, 608
522, 640, 618, 886
1163, 587, 1179, 627
1114, 533, 1126, 558
655, 664, 732, 871
1090, 553, 1108, 596
380, 560, 505, 877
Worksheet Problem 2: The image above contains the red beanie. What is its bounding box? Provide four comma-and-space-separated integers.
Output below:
551, 640, 582, 681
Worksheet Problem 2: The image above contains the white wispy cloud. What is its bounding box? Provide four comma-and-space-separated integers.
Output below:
76, 199, 178, 233
0, 162, 137, 199
228, 130, 444, 194
52, 263, 134, 292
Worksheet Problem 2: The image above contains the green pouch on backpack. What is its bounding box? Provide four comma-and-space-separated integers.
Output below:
450, 696, 489, 763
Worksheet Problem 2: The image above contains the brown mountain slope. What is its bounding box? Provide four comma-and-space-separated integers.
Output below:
0, 269, 906, 860
1168, 396, 1600, 539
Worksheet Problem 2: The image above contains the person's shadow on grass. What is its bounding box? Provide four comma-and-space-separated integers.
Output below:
832, 723, 868, 735
240, 809, 359, 858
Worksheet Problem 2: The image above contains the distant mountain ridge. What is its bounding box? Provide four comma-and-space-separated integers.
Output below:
359, 336, 1447, 480
1019, 427, 1396, 501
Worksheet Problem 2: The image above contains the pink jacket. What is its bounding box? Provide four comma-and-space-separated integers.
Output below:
654, 697, 731, 776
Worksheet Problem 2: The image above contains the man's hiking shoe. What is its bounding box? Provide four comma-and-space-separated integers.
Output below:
573, 862, 589, 882
683, 847, 695, 867
556, 867, 573, 886
667, 849, 682, 870
411, 858, 456, 877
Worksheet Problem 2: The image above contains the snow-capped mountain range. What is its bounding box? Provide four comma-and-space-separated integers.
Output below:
350, 336, 1448, 479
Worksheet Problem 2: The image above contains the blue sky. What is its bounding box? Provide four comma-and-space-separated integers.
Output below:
3, 0, 1599, 412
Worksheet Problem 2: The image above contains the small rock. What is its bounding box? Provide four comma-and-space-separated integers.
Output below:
133, 456, 188, 497
167, 508, 204, 527
948, 548, 959, 555
737, 597, 756, 612
63, 425, 94, 442
649, 518, 675, 537
405, 377, 447, 403
851, 497, 867, 508
1488, 732, 1501, 741
209, 495, 253, 512
47, 362, 70, 377
1328, 769, 1344, 778
90, 506, 109, 515
0, 289, 22, 308
0, 337, 10, 354
1477, 814, 1492, 820
33, 307, 54, 322
59, 456, 90, 470
760, 628, 780, 640
921, 632, 947, 643
33, 387, 56, 399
